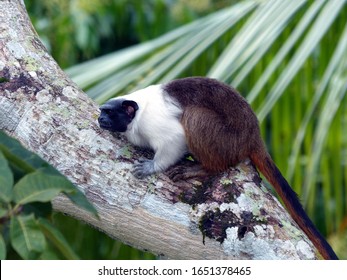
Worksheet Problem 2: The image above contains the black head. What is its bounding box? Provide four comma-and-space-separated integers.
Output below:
98, 99, 139, 132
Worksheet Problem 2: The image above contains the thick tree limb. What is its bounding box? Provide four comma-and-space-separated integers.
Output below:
0, 0, 318, 259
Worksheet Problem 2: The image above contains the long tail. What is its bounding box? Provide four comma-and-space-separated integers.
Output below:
250, 150, 338, 260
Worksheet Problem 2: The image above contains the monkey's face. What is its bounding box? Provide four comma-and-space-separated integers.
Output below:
98, 99, 138, 132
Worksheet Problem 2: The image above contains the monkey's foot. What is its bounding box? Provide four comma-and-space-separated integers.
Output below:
167, 163, 210, 182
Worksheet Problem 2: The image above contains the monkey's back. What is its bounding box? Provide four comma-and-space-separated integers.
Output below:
163, 77, 264, 171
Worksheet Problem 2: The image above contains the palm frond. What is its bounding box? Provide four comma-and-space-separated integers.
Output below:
256, 0, 346, 122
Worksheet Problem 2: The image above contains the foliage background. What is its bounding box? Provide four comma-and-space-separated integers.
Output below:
20, 0, 347, 259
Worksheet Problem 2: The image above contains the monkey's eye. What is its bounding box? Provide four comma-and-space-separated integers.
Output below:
103, 109, 112, 114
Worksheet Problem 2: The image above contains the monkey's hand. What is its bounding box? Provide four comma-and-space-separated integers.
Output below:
132, 158, 156, 178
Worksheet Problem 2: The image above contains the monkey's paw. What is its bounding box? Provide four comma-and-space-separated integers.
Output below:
132, 158, 156, 179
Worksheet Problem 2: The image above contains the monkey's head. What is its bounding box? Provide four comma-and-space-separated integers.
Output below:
98, 99, 139, 132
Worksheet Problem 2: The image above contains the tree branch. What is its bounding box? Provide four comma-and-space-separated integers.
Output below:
0, 0, 318, 259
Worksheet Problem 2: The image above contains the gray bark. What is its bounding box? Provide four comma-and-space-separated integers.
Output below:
0, 0, 318, 259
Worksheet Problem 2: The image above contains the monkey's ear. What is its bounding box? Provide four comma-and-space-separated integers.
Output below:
122, 100, 139, 119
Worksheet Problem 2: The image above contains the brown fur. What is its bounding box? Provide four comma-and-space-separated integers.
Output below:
164, 77, 338, 260
165, 77, 262, 171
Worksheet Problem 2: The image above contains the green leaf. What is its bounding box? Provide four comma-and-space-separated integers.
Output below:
13, 169, 71, 205
0, 131, 46, 173
22, 202, 53, 218
10, 214, 46, 259
287, 20, 347, 182
246, 0, 325, 103
0, 150, 13, 203
0, 234, 6, 260
39, 244, 61, 260
209, 0, 305, 82
12, 166, 78, 205
0, 133, 96, 215
40, 166, 98, 215
65, 190, 98, 217
0, 207, 8, 218
13, 167, 97, 216
38, 218, 80, 260
67, 1, 257, 103
256, 0, 346, 122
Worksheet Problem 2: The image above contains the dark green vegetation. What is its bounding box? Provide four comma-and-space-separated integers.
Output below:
0, 131, 96, 259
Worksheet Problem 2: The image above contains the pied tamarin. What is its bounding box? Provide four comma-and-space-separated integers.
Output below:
98, 77, 338, 260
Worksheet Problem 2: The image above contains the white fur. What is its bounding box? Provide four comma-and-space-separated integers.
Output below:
118, 85, 187, 173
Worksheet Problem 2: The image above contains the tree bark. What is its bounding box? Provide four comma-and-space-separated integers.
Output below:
0, 0, 318, 259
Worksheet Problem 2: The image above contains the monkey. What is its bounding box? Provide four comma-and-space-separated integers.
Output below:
98, 77, 338, 260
